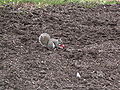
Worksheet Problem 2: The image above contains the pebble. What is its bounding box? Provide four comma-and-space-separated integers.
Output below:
76, 72, 81, 78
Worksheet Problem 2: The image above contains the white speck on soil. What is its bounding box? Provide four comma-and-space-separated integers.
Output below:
76, 72, 81, 78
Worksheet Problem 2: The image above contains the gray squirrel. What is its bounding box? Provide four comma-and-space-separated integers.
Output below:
39, 33, 65, 50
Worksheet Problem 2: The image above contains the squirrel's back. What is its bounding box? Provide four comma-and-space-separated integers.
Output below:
39, 33, 50, 46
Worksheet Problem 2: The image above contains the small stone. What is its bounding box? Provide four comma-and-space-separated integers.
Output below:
76, 72, 81, 78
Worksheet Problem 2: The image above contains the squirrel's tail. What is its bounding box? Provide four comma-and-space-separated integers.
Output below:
39, 33, 50, 46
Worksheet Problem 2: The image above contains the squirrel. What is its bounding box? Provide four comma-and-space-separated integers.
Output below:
39, 33, 65, 50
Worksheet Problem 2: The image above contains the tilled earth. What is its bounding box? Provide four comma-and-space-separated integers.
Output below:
0, 3, 120, 90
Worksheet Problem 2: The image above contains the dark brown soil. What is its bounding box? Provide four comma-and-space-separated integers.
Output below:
0, 3, 120, 90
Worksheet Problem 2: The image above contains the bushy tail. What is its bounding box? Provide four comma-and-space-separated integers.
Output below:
39, 33, 50, 46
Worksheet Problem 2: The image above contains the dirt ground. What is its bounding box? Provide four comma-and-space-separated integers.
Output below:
0, 3, 120, 90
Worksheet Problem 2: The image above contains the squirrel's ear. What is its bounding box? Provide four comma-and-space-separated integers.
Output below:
58, 38, 62, 42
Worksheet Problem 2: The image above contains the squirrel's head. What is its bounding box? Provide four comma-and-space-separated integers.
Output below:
57, 39, 65, 49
